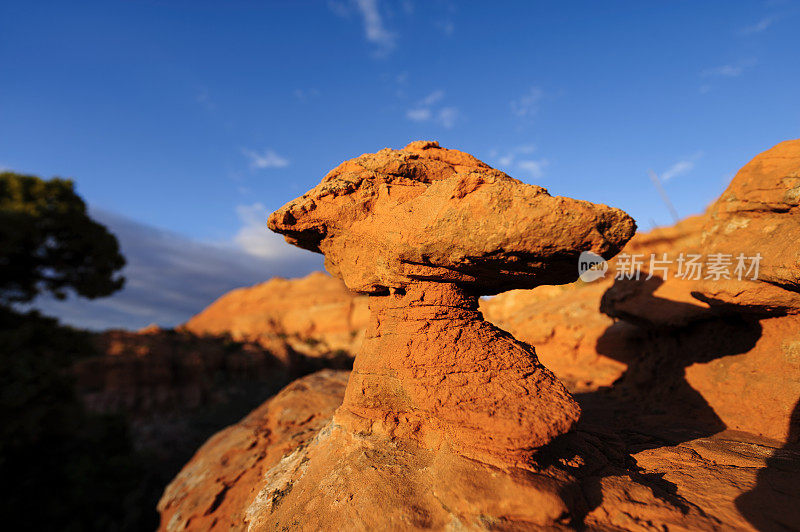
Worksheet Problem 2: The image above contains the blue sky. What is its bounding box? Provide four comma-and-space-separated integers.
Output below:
2, 1, 799, 329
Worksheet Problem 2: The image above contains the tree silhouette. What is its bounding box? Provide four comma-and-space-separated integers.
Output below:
0, 173, 159, 529
0, 171, 125, 304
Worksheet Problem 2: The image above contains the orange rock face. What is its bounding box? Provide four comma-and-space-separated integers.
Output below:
335, 282, 580, 466
158, 140, 800, 531
481, 280, 628, 392
694, 139, 800, 313
593, 141, 800, 443
157, 370, 350, 531
269, 140, 635, 295
183, 271, 369, 359
269, 141, 636, 464
159, 369, 798, 531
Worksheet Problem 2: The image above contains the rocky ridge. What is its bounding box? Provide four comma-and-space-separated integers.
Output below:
183, 271, 368, 360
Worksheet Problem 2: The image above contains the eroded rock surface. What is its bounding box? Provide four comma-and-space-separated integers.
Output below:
159, 369, 799, 531
695, 139, 800, 313
269, 140, 635, 295
596, 140, 800, 318
269, 141, 636, 465
158, 370, 350, 531
481, 281, 625, 393
335, 281, 580, 466
158, 140, 800, 531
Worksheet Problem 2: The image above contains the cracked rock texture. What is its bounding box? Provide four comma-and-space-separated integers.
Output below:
268, 140, 635, 295
158, 370, 350, 531
158, 369, 799, 531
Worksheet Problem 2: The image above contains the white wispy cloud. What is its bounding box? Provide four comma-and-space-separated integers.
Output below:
195, 88, 215, 110
392, 71, 409, 98
699, 59, 756, 92
702, 58, 757, 79
330, 0, 396, 55
242, 148, 290, 169
741, 16, 775, 35
355, 0, 395, 51
406, 90, 459, 128
661, 161, 694, 181
293, 88, 320, 101
702, 64, 745, 77
493, 145, 548, 180
437, 107, 459, 128
438, 20, 455, 36
517, 159, 549, 180
420, 90, 445, 106
233, 203, 314, 260
661, 152, 703, 181
406, 108, 432, 121
510, 86, 544, 118
32, 208, 322, 330
435, 0, 456, 36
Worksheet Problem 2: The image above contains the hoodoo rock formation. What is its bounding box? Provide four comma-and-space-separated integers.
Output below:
158, 140, 800, 530
268, 140, 636, 465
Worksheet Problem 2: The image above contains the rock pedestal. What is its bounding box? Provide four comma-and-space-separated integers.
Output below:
335, 281, 580, 467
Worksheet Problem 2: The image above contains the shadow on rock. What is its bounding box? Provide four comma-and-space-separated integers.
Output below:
554, 276, 765, 526
580, 276, 762, 443
736, 401, 800, 530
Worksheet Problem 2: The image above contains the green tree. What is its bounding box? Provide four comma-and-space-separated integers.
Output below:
0, 173, 158, 529
0, 171, 125, 304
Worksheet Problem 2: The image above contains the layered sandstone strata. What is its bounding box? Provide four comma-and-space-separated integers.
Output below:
268, 140, 636, 464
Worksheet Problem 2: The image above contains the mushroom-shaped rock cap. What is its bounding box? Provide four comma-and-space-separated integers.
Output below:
269, 141, 636, 295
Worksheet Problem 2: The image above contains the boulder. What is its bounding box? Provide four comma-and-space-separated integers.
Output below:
269, 140, 635, 295
158, 369, 799, 531
157, 370, 350, 531
694, 139, 800, 313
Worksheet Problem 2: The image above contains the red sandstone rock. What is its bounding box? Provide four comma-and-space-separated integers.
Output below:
269, 141, 636, 465
183, 271, 369, 358
158, 140, 800, 531
480, 281, 627, 392
269, 140, 635, 295
692, 140, 800, 314
489, 206, 800, 443
335, 281, 580, 466
157, 370, 350, 531
600, 215, 714, 328
158, 370, 799, 531
599, 142, 800, 321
